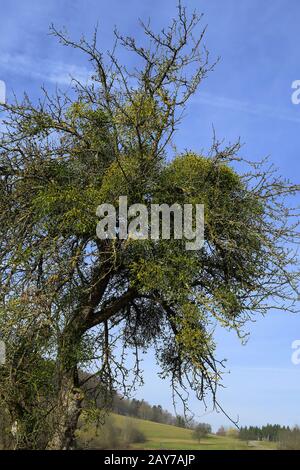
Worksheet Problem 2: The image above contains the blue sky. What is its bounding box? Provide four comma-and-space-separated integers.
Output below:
0, 0, 299, 430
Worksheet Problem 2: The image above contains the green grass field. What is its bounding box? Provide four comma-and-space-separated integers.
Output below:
78, 413, 277, 450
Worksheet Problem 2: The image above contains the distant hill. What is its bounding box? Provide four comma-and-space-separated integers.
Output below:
76, 413, 277, 450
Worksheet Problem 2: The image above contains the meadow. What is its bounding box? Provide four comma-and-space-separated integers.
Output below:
77, 413, 277, 450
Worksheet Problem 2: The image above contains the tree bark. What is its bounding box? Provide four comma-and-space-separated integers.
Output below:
47, 370, 84, 450
47, 326, 85, 450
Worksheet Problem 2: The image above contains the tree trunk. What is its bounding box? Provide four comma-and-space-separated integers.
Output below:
47, 371, 84, 450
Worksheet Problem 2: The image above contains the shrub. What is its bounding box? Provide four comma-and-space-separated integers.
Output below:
226, 428, 239, 439
77, 415, 121, 449
76, 415, 145, 449
122, 419, 146, 446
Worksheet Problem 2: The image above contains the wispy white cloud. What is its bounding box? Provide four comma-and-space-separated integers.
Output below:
0, 80, 5, 103
4, 55, 299, 127
0, 52, 91, 86
194, 91, 300, 124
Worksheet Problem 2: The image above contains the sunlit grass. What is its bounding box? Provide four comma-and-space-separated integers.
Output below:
77, 413, 277, 450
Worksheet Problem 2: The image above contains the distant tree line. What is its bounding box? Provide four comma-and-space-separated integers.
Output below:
112, 394, 189, 428
239, 424, 293, 442
81, 373, 191, 428
82, 376, 206, 430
